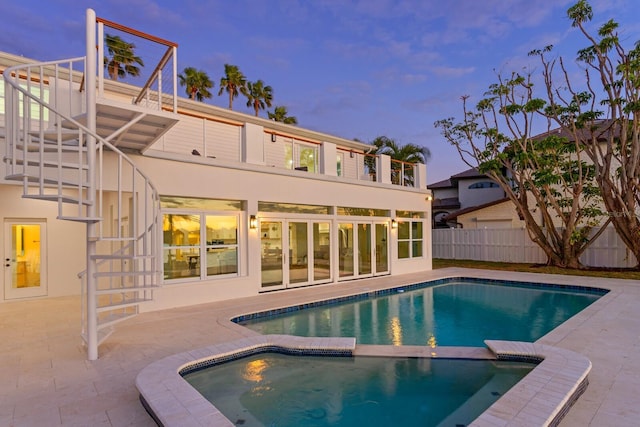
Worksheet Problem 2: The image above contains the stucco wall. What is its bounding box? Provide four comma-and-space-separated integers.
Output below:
0, 184, 86, 300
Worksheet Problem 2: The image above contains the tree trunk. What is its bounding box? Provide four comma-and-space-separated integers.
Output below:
598, 177, 640, 268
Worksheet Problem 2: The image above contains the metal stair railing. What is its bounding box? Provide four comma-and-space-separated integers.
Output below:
3, 58, 161, 354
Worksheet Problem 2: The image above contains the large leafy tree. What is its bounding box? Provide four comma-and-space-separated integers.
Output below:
371, 136, 430, 186
246, 80, 273, 117
268, 105, 298, 124
435, 72, 610, 269
218, 64, 247, 110
533, 0, 640, 268
104, 34, 144, 81
178, 67, 213, 101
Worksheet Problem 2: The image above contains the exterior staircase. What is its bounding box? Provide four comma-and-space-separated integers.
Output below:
3, 48, 177, 359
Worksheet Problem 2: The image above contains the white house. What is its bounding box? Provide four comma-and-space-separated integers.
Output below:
0, 10, 432, 359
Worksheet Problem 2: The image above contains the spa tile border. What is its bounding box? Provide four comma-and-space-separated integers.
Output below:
136, 336, 591, 427
136, 335, 355, 427
470, 340, 592, 427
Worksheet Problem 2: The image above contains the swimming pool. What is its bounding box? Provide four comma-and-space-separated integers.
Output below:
136, 275, 604, 426
235, 277, 606, 346
182, 352, 535, 427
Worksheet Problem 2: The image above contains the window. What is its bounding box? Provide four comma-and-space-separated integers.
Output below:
397, 219, 423, 259
284, 139, 319, 172
336, 207, 390, 217
0, 75, 50, 120
163, 213, 239, 280
468, 181, 499, 189
160, 196, 241, 281
337, 152, 343, 177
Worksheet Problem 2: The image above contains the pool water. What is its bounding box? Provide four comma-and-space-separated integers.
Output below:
183, 353, 535, 427
238, 280, 602, 346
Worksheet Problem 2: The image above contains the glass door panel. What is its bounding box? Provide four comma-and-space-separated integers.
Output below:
4, 221, 47, 299
338, 223, 354, 277
288, 222, 309, 285
313, 222, 331, 281
260, 221, 284, 288
375, 223, 389, 274
358, 223, 372, 275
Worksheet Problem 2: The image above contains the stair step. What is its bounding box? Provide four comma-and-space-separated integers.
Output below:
94, 270, 155, 278
61, 114, 87, 129
96, 297, 151, 312
91, 254, 154, 260
23, 194, 92, 205
96, 312, 138, 330
95, 285, 159, 295
5, 173, 89, 188
29, 129, 82, 142
81, 327, 114, 346
15, 142, 83, 153
4, 156, 88, 170
57, 215, 102, 223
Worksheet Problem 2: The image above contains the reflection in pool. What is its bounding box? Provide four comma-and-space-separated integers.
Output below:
237, 279, 604, 346
183, 352, 535, 427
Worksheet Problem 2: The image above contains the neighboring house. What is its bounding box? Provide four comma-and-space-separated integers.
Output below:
444, 198, 525, 229
428, 168, 505, 228
0, 11, 431, 359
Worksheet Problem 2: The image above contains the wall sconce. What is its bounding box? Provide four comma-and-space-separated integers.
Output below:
426, 195, 433, 201
249, 215, 258, 229
271, 133, 277, 142
391, 219, 398, 229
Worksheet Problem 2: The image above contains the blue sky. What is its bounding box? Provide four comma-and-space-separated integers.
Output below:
1, 0, 638, 183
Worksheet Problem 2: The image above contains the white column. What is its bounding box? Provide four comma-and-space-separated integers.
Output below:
378, 154, 391, 184
85, 8, 98, 361
320, 141, 337, 176
242, 123, 265, 165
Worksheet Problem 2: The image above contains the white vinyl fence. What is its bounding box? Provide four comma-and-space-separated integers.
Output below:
432, 227, 638, 268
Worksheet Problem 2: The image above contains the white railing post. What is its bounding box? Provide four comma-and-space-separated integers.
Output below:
97, 19, 104, 98
172, 46, 178, 113
86, 8, 99, 361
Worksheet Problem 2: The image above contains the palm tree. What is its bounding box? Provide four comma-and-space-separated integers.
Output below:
246, 80, 273, 117
178, 67, 213, 101
371, 136, 431, 186
218, 64, 247, 109
372, 136, 430, 163
104, 34, 144, 81
268, 105, 298, 125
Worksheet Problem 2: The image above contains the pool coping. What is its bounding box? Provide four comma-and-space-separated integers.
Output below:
136, 335, 591, 427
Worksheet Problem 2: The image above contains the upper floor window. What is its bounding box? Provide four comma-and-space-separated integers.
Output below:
468, 181, 499, 189
0, 75, 50, 121
284, 139, 318, 172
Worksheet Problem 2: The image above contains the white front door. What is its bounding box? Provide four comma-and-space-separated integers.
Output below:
4, 220, 48, 299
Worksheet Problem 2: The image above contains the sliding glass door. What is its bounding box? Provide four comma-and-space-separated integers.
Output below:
338, 221, 389, 280
261, 219, 332, 290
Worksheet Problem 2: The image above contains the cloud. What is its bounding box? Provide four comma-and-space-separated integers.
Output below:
430, 66, 475, 78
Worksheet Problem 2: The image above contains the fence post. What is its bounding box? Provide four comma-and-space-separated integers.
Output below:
483, 227, 488, 261
450, 227, 455, 259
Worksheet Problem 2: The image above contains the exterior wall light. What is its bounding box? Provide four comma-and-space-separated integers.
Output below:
391, 219, 398, 229
426, 195, 433, 201
271, 133, 277, 142
249, 215, 258, 229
